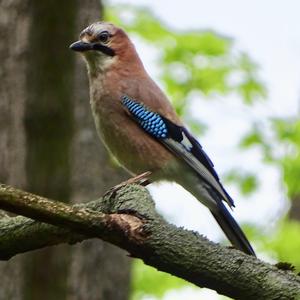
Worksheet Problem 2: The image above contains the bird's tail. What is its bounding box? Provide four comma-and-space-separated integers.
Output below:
211, 202, 256, 256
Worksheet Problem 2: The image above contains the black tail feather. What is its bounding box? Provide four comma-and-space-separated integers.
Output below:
211, 202, 256, 256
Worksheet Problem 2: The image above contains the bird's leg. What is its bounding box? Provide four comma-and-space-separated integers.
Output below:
103, 171, 152, 198
119, 171, 152, 187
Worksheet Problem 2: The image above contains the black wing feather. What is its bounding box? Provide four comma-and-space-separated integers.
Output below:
121, 95, 234, 207
161, 117, 234, 207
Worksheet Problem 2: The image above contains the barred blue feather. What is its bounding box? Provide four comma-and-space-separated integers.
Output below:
121, 94, 235, 208
121, 95, 168, 139
120, 94, 254, 256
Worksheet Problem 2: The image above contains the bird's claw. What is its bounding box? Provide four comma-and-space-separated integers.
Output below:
103, 171, 152, 198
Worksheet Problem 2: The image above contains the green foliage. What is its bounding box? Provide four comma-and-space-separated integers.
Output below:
240, 118, 300, 199
239, 124, 274, 162
267, 220, 300, 270
239, 116, 300, 270
273, 118, 300, 143
272, 118, 300, 198
130, 260, 189, 300
105, 5, 265, 121
225, 170, 259, 196
237, 54, 266, 104
239, 126, 264, 148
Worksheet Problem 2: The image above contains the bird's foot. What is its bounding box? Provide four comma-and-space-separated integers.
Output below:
125, 171, 152, 187
103, 171, 152, 198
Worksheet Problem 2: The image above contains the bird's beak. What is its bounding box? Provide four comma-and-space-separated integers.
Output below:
70, 40, 116, 57
69, 41, 92, 52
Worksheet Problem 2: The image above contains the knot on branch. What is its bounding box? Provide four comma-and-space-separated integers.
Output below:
102, 184, 159, 220
106, 213, 148, 243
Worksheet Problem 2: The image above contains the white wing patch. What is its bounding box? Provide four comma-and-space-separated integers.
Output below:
181, 132, 193, 151
163, 138, 233, 207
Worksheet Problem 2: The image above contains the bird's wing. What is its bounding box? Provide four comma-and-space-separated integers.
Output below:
121, 95, 234, 208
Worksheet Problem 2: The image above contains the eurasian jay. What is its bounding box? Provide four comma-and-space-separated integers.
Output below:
70, 22, 255, 256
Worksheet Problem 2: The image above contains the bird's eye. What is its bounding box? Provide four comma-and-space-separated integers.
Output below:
98, 31, 110, 43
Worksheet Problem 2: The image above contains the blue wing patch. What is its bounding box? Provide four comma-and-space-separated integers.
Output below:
121, 95, 218, 178
121, 95, 234, 207
121, 95, 168, 139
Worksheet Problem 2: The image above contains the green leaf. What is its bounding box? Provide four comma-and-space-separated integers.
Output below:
130, 260, 189, 300
239, 128, 264, 148
105, 4, 265, 117
224, 170, 259, 196
266, 220, 300, 271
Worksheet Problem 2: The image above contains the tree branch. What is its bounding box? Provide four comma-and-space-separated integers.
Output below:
0, 183, 299, 299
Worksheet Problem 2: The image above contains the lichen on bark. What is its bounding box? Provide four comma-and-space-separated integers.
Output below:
0, 183, 300, 299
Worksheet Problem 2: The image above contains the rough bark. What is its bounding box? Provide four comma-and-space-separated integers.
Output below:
0, 0, 130, 299
22, 1, 77, 298
289, 195, 300, 221
0, 0, 29, 298
0, 183, 299, 300
68, 1, 131, 299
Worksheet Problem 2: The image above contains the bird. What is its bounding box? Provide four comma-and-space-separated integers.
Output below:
70, 21, 256, 256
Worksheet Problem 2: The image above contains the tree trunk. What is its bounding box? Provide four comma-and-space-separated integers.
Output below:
67, 1, 131, 299
0, 0, 29, 298
23, 1, 76, 298
0, 0, 131, 299
289, 196, 300, 221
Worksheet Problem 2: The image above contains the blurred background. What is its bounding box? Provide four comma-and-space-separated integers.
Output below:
0, 0, 299, 299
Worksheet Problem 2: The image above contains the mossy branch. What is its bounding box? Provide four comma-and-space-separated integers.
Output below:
0, 183, 299, 299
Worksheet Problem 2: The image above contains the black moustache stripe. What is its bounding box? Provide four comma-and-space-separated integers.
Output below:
93, 44, 115, 57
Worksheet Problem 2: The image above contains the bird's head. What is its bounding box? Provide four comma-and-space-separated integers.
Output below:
70, 22, 139, 74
